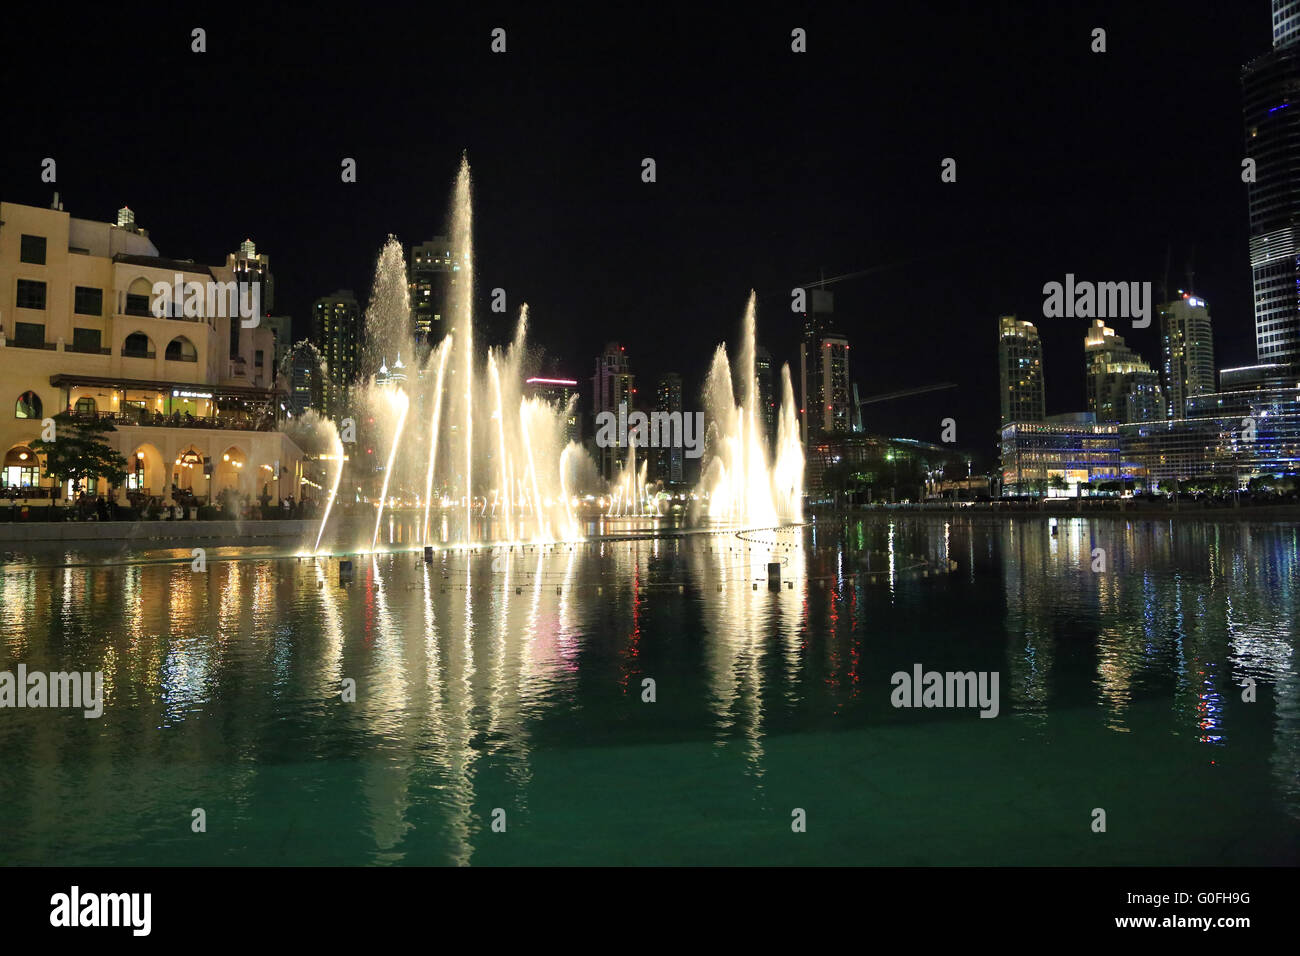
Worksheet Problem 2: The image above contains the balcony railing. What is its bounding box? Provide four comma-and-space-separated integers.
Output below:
165, 353, 198, 362
121, 349, 156, 359
9, 340, 56, 350
87, 410, 277, 432
67, 344, 112, 355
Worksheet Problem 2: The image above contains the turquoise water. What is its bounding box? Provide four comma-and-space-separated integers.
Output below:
0, 516, 1297, 865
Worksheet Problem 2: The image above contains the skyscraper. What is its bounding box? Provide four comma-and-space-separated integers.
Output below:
1274, 1, 1300, 51
798, 287, 846, 442
998, 314, 1046, 425
1159, 295, 1216, 418
655, 372, 684, 484
228, 239, 273, 360
409, 238, 458, 345
1244, 7, 1300, 365
313, 290, 361, 419
290, 348, 320, 416
592, 342, 635, 480
811, 334, 851, 436
1084, 319, 1165, 423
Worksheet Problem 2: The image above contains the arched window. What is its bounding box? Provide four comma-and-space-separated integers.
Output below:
74, 397, 97, 416
15, 391, 42, 419
165, 336, 197, 362
126, 277, 155, 317
123, 332, 152, 358
2, 446, 39, 488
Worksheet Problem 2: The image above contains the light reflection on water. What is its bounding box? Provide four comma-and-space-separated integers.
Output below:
0, 516, 1296, 865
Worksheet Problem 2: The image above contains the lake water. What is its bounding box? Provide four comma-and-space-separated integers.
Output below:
1, 515, 1296, 865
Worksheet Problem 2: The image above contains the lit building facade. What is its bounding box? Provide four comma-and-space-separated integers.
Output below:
290, 347, 320, 416
409, 238, 458, 346
1244, 8, 1300, 365
591, 342, 635, 479
227, 238, 273, 361
1084, 319, 1165, 423
1121, 383, 1300, 483
655, 372, 684, 484
998, 314, 1045, 426
313, 290, 360, 419
798, 289, 851, 441
798, 287, 834, 442
999, 413, 1126, 496
0, 199, 306, 504
813, 335, 852, 436
1160, 295, 1216, 418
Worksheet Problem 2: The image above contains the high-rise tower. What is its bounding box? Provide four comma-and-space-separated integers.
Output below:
798, 288, 850, 442
1244, 3, 1300, 365
313, 290, 361, 419
998, 314, 1046, 425
592, 342, 635, 480
409, 237, 458, 346
1084, 319, 1165, 423
228, 238, 273, 360
1159, 295, 1216, 418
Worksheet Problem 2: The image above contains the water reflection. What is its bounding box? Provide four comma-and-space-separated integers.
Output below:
0, 516, 1296, 864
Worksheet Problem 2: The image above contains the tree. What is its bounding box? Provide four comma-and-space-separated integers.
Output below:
1048, 474, 1068, 493
29, 412, 128, 498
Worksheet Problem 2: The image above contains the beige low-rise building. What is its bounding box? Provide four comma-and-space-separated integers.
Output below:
0, 197, 310, 508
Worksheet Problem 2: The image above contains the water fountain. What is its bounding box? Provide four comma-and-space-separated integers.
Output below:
701, 292, 804, 526
308, 156, 803, 555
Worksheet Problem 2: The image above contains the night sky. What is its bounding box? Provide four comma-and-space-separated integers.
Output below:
2, 2, 1269, 467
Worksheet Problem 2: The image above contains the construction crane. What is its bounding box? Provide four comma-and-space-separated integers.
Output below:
852, 382, 957, 432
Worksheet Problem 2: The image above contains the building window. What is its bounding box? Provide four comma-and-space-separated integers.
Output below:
74, 397, 97, 416
16, 391, 43, 419
19, 235, 46, 265
74, 286, 103, 316
72, 328, 102, 353
255, 349, 264, 368
16, 279, 47, 310
122, 332, 152, 358
13, 322, 45, 348
165, 336, 197, 362
2, 446, 40, 488
125, 293, 151, 316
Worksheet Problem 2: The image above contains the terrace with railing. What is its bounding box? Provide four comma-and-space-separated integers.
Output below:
50, 373, 287, 433
66, 408, 278, 432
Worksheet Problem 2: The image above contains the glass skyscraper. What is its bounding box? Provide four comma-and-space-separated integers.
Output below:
1243, 3, 1300, 365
